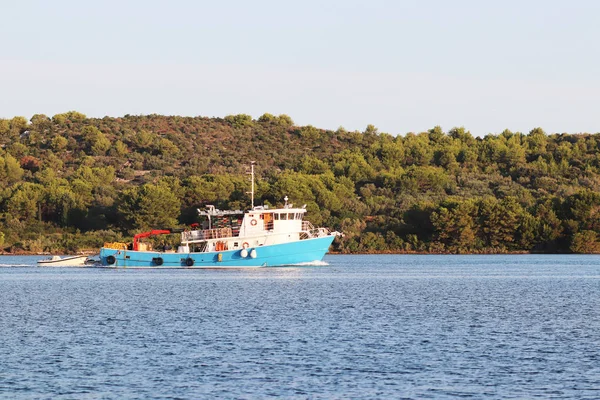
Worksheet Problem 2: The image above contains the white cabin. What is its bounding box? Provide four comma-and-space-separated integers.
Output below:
179, 203, 329, 253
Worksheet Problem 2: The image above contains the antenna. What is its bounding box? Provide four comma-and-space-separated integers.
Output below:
246, 161, 256, 208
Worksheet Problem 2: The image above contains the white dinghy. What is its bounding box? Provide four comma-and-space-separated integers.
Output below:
37, 255, 89, 267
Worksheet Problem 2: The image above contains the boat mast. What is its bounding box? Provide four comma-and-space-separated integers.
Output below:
247, 161, 256, 209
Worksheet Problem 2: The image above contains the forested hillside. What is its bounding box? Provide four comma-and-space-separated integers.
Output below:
1, 111, 600, 254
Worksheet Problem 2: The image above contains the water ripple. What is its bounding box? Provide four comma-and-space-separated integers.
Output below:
0, 254, 599, 398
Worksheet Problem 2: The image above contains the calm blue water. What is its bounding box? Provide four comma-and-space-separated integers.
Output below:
1, 255, 599, 399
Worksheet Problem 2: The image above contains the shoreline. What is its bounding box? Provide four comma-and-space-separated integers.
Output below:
0, 251, 99, 256
1, 250, 592, 256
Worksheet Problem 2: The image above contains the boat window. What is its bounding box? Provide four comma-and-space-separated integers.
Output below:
280, 213, 287, 220
296, 213, 302, 220
274, 213, 279, 220
288, 213, 295, 220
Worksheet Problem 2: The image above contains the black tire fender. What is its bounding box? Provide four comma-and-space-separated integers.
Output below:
106, 255, 116, 265
185, 257, 194, 267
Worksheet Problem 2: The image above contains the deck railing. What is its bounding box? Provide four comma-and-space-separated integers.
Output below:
302, 221, 315, 232
301, 221, 330, 239
182, 227, 233, 242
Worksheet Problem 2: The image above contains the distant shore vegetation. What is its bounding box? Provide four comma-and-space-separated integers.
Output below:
1, 111, 600, 254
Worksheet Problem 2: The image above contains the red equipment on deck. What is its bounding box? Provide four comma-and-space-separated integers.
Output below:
132, 229, 172, 251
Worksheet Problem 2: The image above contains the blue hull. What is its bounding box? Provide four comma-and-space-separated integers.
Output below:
99, 236, 335, 268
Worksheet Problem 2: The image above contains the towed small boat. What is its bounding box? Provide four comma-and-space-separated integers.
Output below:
37, 255, 89, 267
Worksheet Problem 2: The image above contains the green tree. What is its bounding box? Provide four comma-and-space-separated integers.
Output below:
224, 114, 253, 128
157, 138, 180, 157
277, 114, 294, 127
0, 119, 9, 137
478, 197, 522, 248
30, 114, 50, 126
448, 126, 475, 144
403, 133, 433, 166
0, 117, 27, 145
258, 113, 276, 123
333, 150, 374, 182
183, 175, 237, 207
516, 213, 538, 250
51, 136, 68, 151
431, 200, 479, 252
527, 127, 548, 157
5, 182, 44, 221
0, 153, 24, 186
44, 184, 83, 226
118, 183, 180, 230
570, 230, 600, 253
52, 111, 86, 125
563, 190, 600, 231
534, 200, 563, 250
110, 140, 128, 157
428, 125, 444, 143
132, 130, 155, 150
82, 126, 111, 155
378, 139, 405, 169
399, 166, 451, 194
298, 125, 321, 141
299, 155, 329, 175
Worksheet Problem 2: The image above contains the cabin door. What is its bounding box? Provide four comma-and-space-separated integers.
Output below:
263, 213, 273, 230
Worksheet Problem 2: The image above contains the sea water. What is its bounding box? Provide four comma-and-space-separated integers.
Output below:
0, 254, 599, 399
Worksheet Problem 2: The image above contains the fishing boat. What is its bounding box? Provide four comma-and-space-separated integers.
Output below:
99, 164, 341, 268
37, 255, 89, 267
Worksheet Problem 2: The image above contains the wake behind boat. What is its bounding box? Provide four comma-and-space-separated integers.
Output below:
99, 164, 341, 268
37, 255, 89, 267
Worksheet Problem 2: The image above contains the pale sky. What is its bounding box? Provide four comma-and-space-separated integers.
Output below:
1, 0, 599, 136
